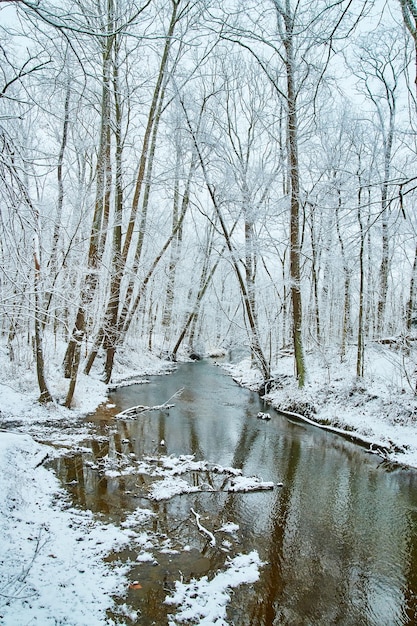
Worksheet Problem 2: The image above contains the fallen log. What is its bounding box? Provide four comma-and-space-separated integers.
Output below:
115, 403, 175, 418
115, 387, 183, 419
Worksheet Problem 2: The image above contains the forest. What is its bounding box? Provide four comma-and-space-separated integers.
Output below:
4, 3, 417, 623
1, 0, 417, 407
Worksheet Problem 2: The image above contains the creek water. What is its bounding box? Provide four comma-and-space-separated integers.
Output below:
54, 360, 417, 625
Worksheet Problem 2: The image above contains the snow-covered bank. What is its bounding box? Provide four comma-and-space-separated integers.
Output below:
222, 345, 417, 469
0, 342, 174, 447
0, 431, 134, 625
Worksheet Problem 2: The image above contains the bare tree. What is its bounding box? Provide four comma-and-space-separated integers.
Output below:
215, 0, 370, 385
352, 29, 404, 336
180, 91, 271, 379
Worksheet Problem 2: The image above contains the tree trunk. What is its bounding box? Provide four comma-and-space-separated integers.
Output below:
162, 145, 183, 334
120, 195, 190, 340
103, 36, 124, 384
283, 10, 306, 387
407, 244, 417, 331
63, 21, 114, 400
336, 190, 351, 360
85, 3, 180, 381
171, 219, 219, 358
182, 98, 270, 380
357, 185, 365, 378
43, 80, 71, 328
33, 239, 53, 403
377, 102, 395, 335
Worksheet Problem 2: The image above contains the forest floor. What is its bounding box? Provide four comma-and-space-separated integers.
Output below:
1, 338, 417, 624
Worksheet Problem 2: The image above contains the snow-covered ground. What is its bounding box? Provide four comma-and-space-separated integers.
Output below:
1, 338, 417, 624
0, 431, 135, 625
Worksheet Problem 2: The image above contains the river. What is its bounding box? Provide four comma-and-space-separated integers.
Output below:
53, 360, 417, 625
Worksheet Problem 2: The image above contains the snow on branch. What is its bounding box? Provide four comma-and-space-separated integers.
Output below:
227, 476, 276, 492
115, 388, 183, 419
191, 508, 216, 547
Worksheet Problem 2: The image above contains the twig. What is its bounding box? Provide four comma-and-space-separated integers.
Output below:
191, 508, 216, 547
34, 453, 49, 468
0, 526, 47, 605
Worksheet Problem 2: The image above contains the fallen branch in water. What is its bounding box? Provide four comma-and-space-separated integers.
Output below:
115, 388, 184, 419
227, 476, 275, 492
115, 403, 175, 418
191, 508, 216, 546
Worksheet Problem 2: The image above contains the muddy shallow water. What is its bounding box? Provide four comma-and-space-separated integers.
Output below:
53, 361, 417, 625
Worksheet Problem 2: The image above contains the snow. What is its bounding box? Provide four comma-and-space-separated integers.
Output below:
165, 551, 264, 625
2, 339, 417, 623
149, 475, 203, 500
227, 476, 275, 492
96, 450, 274, 500
217, 522, 239, 535
257, 411, 271, 420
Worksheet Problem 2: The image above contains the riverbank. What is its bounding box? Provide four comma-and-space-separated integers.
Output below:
221, 343, 417, 469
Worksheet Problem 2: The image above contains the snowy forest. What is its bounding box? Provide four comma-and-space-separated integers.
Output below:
2, 0, 417, 407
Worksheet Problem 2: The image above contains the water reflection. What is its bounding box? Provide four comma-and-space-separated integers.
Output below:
53, 361, 417, 625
